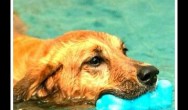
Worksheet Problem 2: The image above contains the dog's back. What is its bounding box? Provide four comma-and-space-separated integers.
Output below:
13, 13, 46, 84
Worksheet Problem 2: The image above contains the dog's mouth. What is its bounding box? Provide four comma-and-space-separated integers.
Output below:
96, 81, 157, 104
97, 88, 146, 101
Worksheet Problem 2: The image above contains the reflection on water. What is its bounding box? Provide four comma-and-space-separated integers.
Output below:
14, 100, 96, 110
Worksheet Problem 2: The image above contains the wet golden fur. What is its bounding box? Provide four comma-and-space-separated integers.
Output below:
13, 15, 156, 106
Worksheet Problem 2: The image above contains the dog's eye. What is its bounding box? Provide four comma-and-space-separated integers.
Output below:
88, 56, 103, 67
123, 48, 128, 55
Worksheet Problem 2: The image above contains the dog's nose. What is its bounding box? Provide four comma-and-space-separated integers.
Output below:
137, 66, 159, 86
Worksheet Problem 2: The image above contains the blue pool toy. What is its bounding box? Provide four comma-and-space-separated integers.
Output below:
96, 80, 173, 110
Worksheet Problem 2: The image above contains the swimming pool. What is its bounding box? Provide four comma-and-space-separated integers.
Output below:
13, 0, 175, 109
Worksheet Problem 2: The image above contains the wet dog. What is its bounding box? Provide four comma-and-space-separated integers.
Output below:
13, 15, 159, 106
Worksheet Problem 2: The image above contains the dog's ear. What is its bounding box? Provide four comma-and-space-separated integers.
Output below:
13, 62, 63, 103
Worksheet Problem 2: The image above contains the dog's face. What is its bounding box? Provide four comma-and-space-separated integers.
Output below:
14, 30, 159, 105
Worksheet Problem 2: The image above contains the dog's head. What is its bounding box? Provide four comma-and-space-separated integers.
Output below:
14, 30, 159, 105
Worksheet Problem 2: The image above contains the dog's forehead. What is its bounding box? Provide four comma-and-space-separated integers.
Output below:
59, 30, 124, 48
89, 32, 125, 50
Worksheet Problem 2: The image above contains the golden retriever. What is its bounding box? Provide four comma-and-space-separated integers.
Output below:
13, 15, 159, 106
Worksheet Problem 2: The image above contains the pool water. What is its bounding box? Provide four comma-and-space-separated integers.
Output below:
13, 0, 175, 110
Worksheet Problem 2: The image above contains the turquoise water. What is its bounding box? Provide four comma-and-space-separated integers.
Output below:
13, 0, 175, 110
